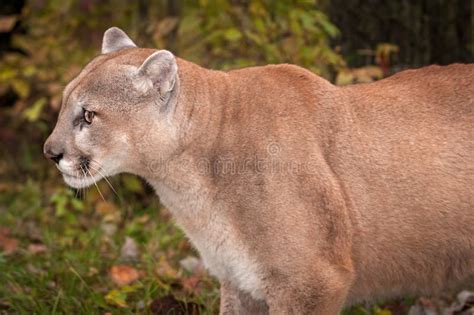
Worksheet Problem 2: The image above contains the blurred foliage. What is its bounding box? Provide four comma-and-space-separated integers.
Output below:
0, 178, 218, 313
175, 0, 344, 73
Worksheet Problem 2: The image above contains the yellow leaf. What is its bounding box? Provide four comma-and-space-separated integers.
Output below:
105, 284, 140, 307
105, 289, 128, 308
374, 308, 392, 315
23, 98, 46, 122
11, 79, 30, 99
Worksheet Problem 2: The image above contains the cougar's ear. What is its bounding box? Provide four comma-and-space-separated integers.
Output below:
136, 50, 177, 96
101, 27, 137, 54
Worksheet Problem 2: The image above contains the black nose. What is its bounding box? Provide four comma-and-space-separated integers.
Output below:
44, 144, 63, 164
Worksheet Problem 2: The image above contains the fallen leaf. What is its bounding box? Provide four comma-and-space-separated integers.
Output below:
26, 263, 43, 274
155, 257, 178, 279
0, 183, 15, 193
0, 234, 19, 255
0, 226, 10, 236
105, 284, 140, 308
100, 222, 117, 237
110, 265, 140, 286
46, 281, 56, 289
27, 243, 48, 254
119, 237, 140, 262
96, 201, 118, 215
181, 276, 202, 294
136, 214, 150, 224
105, 289, 128, 307
88, 267, 99, 276
179, 256, 203, 274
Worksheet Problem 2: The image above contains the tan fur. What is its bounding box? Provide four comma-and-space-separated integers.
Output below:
44, 28, 474, 314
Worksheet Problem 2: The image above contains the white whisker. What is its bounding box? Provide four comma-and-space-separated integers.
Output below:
79, 165, 90, 201
86, 167, 105, 202
89, 160, 121, 200
74, 169, 81, 199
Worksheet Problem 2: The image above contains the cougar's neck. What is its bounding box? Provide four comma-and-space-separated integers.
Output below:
144, 59, 230, 227
173, 59, 230, 151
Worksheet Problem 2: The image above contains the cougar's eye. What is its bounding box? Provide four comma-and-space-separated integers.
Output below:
84, 109, 95, 124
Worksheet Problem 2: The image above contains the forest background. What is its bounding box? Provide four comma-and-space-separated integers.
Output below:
0, 1, 472, 314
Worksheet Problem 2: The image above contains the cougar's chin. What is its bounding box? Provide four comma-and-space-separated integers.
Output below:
62, 172, 103, 189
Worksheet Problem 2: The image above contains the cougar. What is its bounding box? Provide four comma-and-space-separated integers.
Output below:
44, 27, 474, 314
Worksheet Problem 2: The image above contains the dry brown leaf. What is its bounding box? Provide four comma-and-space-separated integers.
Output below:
88, 267, 99, 277
177, 239, 192, 251
0, 183, 15, 193
110, 265, 140, 286
155, 258, 178, 279
119, 237, 140, 262
181, 275, 202, 294
136, 214, 150, 224
96, 201, 118, 215
26, 263, 43, 274
0, 226, 11, 236
27, 243, 48, 254
0, 234, 19, 255
100, 222, 117, 237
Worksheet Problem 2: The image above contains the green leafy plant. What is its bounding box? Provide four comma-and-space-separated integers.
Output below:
175, 0, 345, 76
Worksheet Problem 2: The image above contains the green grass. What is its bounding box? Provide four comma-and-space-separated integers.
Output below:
0, 170, 220, 314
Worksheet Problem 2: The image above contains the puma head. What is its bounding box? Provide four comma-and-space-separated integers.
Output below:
44, 27, 179, 188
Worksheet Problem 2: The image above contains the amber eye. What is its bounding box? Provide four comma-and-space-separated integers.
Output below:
84, 109, 95, 124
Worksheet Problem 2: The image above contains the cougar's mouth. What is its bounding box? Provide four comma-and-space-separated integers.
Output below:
61, 169, 104, 189
56, 155, 105, 189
